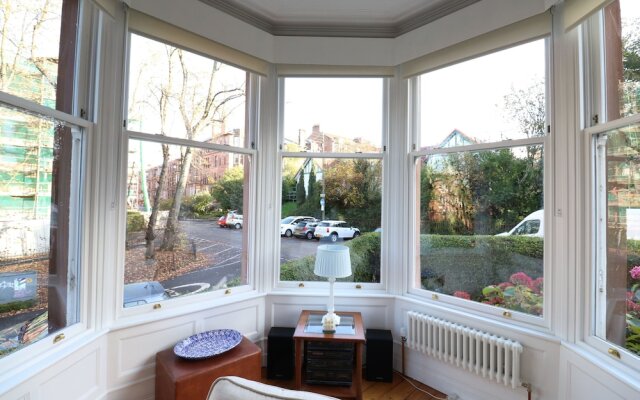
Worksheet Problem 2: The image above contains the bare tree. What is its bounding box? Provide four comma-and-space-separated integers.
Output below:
160, 50, 244, 250
503, 80, 546, 163
0, 0, 58, 98
127, 45, 179, 260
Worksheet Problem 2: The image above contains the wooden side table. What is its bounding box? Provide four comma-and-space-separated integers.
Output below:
155, 336, 261, 400
293, 310, 365, 400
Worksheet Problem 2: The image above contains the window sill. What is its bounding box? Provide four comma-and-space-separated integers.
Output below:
111, 289, 266, 332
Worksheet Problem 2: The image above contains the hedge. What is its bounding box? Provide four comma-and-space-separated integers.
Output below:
420, 235, 543, 298
126, 211, 145, 233
280, 233, 381, 282
280, 233, 543, 299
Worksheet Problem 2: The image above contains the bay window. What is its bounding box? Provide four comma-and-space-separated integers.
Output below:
588, 0, 640, 364
278, 77, 385, 285
123, 31, 254, 308
411, 38, 549, 319
0, 0, 86, 359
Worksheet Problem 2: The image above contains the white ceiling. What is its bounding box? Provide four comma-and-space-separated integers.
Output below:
198, 0, 482, 38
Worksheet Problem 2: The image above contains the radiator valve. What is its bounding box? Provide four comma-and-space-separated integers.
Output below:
522, 382, 532, 400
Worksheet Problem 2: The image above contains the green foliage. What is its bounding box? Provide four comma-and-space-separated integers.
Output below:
280, 233, 381, 282
623, 21, 640, 82
419, 81, 544, 236
296, 171, 306, 205
281, 201, 297, 218
181, 192, 215, 218
226, 277, 243, 288
323, 159, 382, 231
282, 175, 297, 203
211, 167, 244, 213
308, 165, 316, 200
293, 181, 323, 219
0, 299, 36, 314
126, 211, 145, 232
419, 235, 543, 298
621, 17, 640, 115
481, 272, 543, 316
158, 198, 173, 211
627, 318, 640, 356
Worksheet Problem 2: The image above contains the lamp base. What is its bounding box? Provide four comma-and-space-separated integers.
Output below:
321, 312, 341, 333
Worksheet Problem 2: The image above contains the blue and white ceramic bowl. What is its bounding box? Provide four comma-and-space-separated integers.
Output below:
173, 329, 243, 360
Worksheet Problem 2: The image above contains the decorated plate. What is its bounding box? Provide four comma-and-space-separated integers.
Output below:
173, 329, 243, 360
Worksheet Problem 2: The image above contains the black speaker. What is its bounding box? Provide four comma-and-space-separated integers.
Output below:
365, 329, 393, 382
267, 327, 295, 379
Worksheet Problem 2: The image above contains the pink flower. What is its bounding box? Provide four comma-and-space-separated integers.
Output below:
530, 277, 544, 294
453, 291, 471, 300
628, 292, 640, 313
630, 266, 640, 280
510, 272, 533, 286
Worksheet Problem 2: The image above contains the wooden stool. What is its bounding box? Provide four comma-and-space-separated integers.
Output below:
155, 336, 261, 400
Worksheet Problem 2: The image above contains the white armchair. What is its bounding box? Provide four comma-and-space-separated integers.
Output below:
207, 376, 339, 400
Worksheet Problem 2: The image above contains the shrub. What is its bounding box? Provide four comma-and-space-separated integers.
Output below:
0, 299, 36, 314
481, 272, 543, 316
419, 235, 543, 298
279, 233, 542, 297
126, 211, 145, 233
158, 198, 173, 211
181, 193, 217, 219
280, 233, 381, 282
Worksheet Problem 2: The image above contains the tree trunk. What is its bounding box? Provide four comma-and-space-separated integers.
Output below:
145, 144, 169, 259
161, 147, 193, 251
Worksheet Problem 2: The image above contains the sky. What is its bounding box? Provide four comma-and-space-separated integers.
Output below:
283, 77, 384, 148
126, 0, 640, 167
281, 40, 547, 151
420, 39, 546, 147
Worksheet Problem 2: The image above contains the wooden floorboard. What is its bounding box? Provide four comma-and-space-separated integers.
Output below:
260, 368, 447, 400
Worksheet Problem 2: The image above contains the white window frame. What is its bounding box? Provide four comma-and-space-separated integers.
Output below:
406, 37, 553, 329
0, 0, 96, 375
274, 75, 389, 292
117, 28, 259, 319
583, 6, 640, 369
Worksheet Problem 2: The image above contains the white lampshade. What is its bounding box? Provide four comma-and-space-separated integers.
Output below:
314, 245, 352, 278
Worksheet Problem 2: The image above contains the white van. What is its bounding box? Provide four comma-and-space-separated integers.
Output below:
496, 209, 544, 237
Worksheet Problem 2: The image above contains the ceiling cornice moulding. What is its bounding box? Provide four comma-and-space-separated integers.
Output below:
198, 0, 481, 38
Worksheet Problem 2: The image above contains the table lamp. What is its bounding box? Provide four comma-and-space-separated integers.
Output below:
314, 244, 352, 333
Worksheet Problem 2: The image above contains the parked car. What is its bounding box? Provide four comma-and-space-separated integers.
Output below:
217, 214, 227, 228
280, 216, 315, 237
496, 209, 543, 237
314, 220, 360, 242
123, 281, 169, 308
293, 221, 318, 240
225, 211, 243, 229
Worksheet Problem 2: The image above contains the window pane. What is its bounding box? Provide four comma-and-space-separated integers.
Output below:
124, 139, 249, 307
280, 157, 381, 283
420, 39, 546, 148
416, 145, 544, 316
597, 123, 640, 356
603, 0, 640, 120
127, 34, 247, 145
0, 0, 77, 111
0, 104, 82, 358
283, 78, 383, 153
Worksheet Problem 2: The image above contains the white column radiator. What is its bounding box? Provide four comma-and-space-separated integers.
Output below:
407, 311, 523, 389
